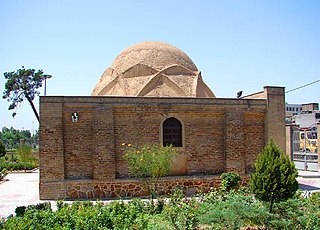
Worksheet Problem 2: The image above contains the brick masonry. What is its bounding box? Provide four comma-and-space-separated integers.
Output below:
318, 122, 320, 171
39, 87, 285, 200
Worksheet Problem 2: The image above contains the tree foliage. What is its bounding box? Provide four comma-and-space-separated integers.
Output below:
0, 126, 34, 149
250, 141, 299, 213
16, 144, 35, 172
2, 67, 51, 121
123, 143, 176, 198
0, 140, 6, 158
220, 172, 241, 191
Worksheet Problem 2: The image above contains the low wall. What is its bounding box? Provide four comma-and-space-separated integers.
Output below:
40, 175, 249, 200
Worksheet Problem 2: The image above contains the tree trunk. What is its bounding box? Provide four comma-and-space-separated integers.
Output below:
269, 194, 275, 213
26, 95, 40, 122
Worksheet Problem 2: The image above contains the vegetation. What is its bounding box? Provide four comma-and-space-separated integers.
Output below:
0, 140, 5, 158
0, 126, 38, 149
0, 141, 312, 229
123, 143, 176, 198
1, 188, 320, 229
0, 145, 38, 172
220, 171, 241, 191
0, 168, 7, 181
2, 66, 51, 121
250, 141, 299, 213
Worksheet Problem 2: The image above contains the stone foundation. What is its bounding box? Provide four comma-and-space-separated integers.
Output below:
41, 175, 249, 200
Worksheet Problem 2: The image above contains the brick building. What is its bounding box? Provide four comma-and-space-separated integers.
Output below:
39, 42, 285, 199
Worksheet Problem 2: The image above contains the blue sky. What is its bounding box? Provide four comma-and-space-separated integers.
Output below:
0, 0, 319, 132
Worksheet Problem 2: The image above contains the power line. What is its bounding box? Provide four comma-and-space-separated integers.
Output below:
285, 79, 320, 93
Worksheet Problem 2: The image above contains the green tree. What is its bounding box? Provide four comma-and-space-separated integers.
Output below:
250, 141, 298, 213
3, 66, 52, 122
0, 127, 32, 149
123, 143, 176, 198
0, 140, 6, 158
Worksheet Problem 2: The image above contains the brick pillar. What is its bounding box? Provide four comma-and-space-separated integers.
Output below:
225, 108, 246, 174
264, 86, 286, 151
286, 124, 299, 159
317, 122, 320, 172
92, 105, 116, 179
39, 97, 66, 199
285, 125, 291, 158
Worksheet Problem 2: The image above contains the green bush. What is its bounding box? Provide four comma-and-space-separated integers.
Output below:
15, 206, 26, 217
250, 141, 299, 213
0, 162, 34, 171
0, 146, 38, 172
220, 172, 241, 191
17, 145, 33, 163
0, 141, 6, 158
2, 189, 320, 229
123, 143, 176, 198
163, 189, 199, 229
0, 169, 7, 181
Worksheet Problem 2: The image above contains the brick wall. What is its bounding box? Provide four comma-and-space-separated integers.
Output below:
64, 104, 94, 179
243, 86, 286, 151
318, 122, 320, 172
40, 93, 281, 200
243, 111, 266, 173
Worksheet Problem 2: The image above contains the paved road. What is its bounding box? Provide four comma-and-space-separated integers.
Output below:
0, 170, 320, 218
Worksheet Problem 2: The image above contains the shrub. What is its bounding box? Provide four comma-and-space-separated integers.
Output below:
123, 143, 176, 198
297, 192, 320, 229
0, 192, 319, 229
17, 145, 33, 167
15, 202, 51, 217
220, 172, 240, 191
0, 169, 8, 181
0, 162, 34, 171
163, 189, 199, 229
250, 141, 299, 213
15, 206, 27, 217
0, 141, 6, 158
199, 192, 271, 229
0, 146, 38, 172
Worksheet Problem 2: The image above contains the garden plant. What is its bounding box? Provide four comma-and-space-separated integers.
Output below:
0, 140, 5, 158
1, 188, 320, 229
0, 144, 38, 172
123, 143, 176, 198
1, 142, 318, 229
250, 140, 299, 213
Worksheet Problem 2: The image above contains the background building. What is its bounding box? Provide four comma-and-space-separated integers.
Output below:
286, 103, 319, 171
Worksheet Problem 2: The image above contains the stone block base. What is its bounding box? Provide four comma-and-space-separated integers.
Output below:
40, 175, 249, 200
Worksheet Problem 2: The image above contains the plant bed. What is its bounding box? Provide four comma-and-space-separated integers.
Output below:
0, 145, 38, 173
1, 188, 320, 229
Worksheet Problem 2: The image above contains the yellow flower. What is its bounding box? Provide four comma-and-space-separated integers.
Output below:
140, 157, 143, 161
128, 144, 132, 147
136, 150, 140, 154
121, 143, 126, 146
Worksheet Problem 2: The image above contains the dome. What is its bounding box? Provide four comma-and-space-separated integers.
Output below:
92, 41, 215, 98
110, 41, 198, 74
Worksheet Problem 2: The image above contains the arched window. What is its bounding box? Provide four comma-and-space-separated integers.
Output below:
163, 117, 182, 147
